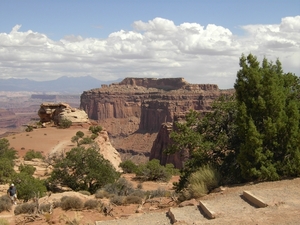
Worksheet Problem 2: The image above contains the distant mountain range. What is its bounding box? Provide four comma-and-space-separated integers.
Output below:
0, 76, 122, 94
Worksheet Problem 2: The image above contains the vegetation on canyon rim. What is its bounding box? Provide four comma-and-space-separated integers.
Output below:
0, 53, 299, 211
168, 54, 300, 198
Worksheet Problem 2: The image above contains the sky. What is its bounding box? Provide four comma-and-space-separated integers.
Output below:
0, 0, 299, 89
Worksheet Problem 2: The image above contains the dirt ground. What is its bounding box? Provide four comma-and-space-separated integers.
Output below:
1, 126, 300, 224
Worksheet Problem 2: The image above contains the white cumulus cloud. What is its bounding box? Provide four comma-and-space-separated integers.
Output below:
0, 16, 299, 89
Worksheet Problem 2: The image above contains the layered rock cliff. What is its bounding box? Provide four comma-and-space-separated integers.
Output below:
80, 77, 233, 166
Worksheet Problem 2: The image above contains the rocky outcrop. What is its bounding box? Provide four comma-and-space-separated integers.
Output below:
80, 77, 234, 167
149, 122, 190, 169
38, 102, 89, 125
95, 130, 123, 172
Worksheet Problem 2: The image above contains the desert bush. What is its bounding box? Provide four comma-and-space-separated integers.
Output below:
59, 118, 72, 129
0, 158, 15, 184
136, 159, 172, 182
149, 188, 171, 198
60, 196, 83, 210
89, 125, 102, 134
78, 137, 93, 145
25, 126, 33, 132
165, 163, 180, 176
0, 218, 9, 225
53, 201, 61, 208
11, 172, 47, 202
119, 160, 138, 174
184, 165, 220, 199
129, 189, 145, 198
78, 190, 91, 196
24, 149, 44, 161
19, 164, 36, 176
103, 177, 134, 196
14, 202, 36, 215
137, 183, 143, 189
0, 195, 12, 213
84, 199, 99, 209
124, 195, 143, 205
95, 189, 110, 199
110, 195, 124, 206
0, 138, 17, 183
39, 203, 51, 213
75, 131, 84, 138
90, 133, 98, 140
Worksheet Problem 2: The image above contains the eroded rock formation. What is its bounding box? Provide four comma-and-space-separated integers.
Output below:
80, 77, 234, 167
95, 130, 123, 172
38, 102, 89, 125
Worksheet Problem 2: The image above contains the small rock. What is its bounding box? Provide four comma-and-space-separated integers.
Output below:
178, 198, 198, 207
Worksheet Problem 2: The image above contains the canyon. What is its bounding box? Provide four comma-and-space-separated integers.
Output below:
80, 77, 234, 166
0, 77, 234, 167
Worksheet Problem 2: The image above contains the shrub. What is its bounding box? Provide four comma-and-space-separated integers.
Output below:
103, 177, 134, 196
110, 195, 124, 206
19, 164, 36, 176
75, 131, 84, 138
136, 159, 172, 182
24, 149, 44, 161
60, 196, 83, 210
0, 138, 17, 183
185, 165, 220, 199
53, 201, 61, 208
0, 158, 15, 184
78, 137, 93, 145
84, 199, 99, 209
165, 163, 180, 176
39, 203, 51, 213
119, 160, 138, 174
95, 189, 110, 199
89, 125, 102, 134
14, 202, 36, 215
137, 183, 143, 189
129, 189, 145, 198
59, 118, 72, 129
149, 188, 171, 198
11, 172, 47, 202
90, 133, 98, 140
0, 218, 9, 225
0, 195, 12, 213
78, 190, 91, 196
25, 126, 33, 132
124, 195, 143, 205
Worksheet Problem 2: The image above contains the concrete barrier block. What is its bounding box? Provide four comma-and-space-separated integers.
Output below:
243, 191, 268, 208
199, 201, 216, 219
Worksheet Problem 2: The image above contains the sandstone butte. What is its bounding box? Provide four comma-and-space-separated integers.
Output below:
80, 77, 234, 168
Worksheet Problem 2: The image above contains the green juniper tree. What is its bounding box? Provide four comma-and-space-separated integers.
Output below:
167, 95, 239, 190
48, 146, 120, 194
235, 54, 300, 181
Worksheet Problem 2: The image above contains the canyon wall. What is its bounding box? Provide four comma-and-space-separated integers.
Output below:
80, 77, 233, 167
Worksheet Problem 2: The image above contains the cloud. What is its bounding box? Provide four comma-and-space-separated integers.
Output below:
0, 16, 299, 89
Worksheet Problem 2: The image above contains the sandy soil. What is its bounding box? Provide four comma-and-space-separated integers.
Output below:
3, 125, 86, 158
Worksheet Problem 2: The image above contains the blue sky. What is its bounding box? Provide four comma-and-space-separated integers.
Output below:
0, 0, 299, 88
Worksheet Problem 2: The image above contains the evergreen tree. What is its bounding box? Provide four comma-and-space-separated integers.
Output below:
235, 54, 300, 181
167, 95, 239, 190
48, 146, 120, 193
